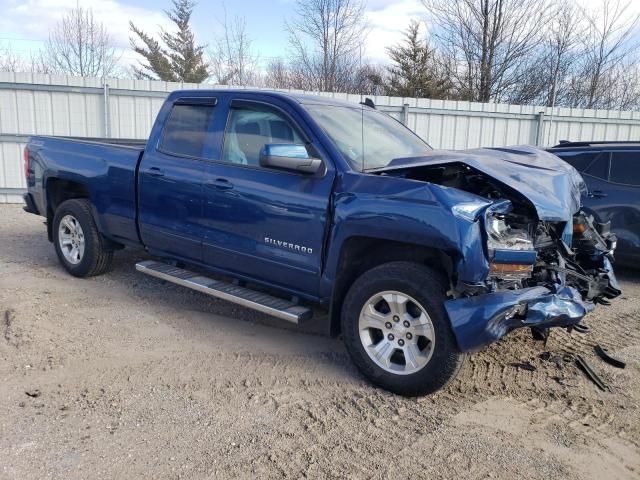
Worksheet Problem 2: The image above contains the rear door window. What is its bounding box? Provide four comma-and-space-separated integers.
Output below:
160, 104, 216, 158
610, 151, 640, 186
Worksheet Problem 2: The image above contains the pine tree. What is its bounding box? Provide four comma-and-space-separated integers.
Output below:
130, 0, 208, 82
386, 20, 449, 98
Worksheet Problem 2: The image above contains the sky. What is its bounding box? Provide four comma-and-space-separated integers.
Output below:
0, 0, 427, 69
0, 0, 638, 73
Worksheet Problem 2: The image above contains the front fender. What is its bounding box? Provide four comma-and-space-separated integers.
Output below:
321, 173, 492, 298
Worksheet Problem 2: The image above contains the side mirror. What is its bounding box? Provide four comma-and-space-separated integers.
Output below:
259, 144, 322, 174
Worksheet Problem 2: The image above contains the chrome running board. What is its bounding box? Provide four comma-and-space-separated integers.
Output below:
135, 260, 312, 324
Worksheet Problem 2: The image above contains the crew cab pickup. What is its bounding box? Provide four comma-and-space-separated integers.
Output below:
23, 90, 620, 396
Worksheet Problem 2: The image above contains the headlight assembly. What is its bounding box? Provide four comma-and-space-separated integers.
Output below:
485, 214, 534, 251
484, 201, 536, 279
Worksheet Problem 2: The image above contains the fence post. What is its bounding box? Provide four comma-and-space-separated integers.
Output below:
401, 103, 409, 125
535, 111, 545, 146
103, 82, 110, 138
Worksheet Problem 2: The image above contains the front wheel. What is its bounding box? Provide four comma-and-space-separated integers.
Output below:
53, 199, 113, 277
341, 261, 465, 396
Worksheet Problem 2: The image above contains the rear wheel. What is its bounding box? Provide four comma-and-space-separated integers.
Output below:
341, 261, 465, 396
53, 199, 113, 277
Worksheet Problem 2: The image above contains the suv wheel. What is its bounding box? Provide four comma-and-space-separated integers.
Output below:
341, 261, 465, 396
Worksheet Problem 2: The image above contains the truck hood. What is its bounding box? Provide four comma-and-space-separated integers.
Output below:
372, 145, 586, 222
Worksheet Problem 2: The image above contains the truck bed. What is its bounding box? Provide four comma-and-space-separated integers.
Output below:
27, 135, 146, 246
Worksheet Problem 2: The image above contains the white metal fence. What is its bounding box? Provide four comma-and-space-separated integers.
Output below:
2, 71, 640, 203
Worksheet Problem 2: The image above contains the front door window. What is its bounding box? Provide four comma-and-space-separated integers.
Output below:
221, 105, 305, 166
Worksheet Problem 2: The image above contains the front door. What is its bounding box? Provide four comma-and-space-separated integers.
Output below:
201, 97, 335, 297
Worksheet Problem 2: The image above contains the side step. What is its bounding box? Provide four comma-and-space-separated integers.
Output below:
135, 260, 312, 324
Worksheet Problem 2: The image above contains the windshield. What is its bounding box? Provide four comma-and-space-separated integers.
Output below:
306, 105, 432, 170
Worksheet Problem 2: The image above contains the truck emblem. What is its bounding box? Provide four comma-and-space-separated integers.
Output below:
264, 237, 313, 254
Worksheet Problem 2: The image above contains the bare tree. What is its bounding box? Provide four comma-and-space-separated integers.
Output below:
43, 6, 120, 77
423, 0, 552, 102
0, 45, 26, 72
541, 2, 583, 107
494, 0, 640, 110
262, 56, 384, 94
264, 57, 298, 89
285, 0, 369, 92
567, 0, 640, 109
263, 58, 288, 89
609, 62, 640, 110
505, 1, 583, 105
209, 9, 259, 85
349, 63, 387, 95
0, 45, 56, 74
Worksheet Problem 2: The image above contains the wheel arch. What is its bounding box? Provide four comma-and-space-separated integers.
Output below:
326, 236, 454, 337
45, 178, 121, 250
45, 177, 91, 242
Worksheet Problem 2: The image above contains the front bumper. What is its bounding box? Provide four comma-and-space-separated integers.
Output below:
445, 285, 597, 352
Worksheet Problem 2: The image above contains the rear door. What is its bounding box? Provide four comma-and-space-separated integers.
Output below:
138, 97, 219, 262
200, 96, 335, 297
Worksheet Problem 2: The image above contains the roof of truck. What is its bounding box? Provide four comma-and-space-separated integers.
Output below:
171, 88, 369, 109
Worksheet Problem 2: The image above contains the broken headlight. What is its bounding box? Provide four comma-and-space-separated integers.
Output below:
485, 202, 536, 279
485, 215, 534, 251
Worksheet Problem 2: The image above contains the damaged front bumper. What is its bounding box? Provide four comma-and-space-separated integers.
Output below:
446, 234, 621, 353
445, 284, 595, 352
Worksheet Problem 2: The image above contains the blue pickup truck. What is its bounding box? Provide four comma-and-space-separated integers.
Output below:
23, 90, 620, 396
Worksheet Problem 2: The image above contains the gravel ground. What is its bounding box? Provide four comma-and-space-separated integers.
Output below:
1, 204, 639, 480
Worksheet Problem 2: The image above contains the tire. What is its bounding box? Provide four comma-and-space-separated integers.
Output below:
341, 261, 465, 396
53, 199, 113, 277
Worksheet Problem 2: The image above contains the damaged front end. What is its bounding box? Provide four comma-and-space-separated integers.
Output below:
446, 203, 621, 351
375, 147, 622, 352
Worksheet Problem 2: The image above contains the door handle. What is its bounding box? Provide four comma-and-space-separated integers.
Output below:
588, 190, 607, 199
146, 167, 165, 177
208, 178, 234, 190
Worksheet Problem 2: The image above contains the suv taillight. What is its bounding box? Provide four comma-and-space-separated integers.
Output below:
23, 146, 29, 180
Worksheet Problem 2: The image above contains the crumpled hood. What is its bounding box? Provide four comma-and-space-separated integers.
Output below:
375, 145, 586, 222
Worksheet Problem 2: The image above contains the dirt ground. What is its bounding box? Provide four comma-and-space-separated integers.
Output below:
1, 204, 639, 479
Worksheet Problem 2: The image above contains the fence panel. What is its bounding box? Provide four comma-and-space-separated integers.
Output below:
1, 72, 639, 202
